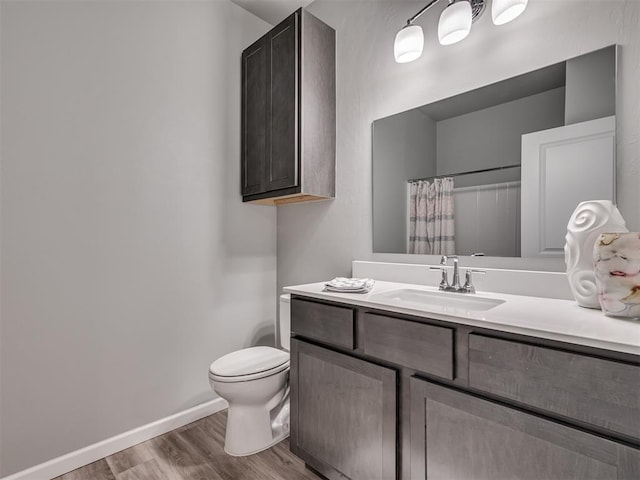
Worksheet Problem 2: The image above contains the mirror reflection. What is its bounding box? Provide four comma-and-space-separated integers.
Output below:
373, 45, 617, 258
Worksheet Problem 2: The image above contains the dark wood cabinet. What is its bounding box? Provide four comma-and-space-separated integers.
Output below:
241, 9, 335, 205
290, 338, 397, 480
289, 295, 640, 480
361, 312, 454, 380
468, 334, 640, 441
291, 298, 356, 349
410, 378, 640, 480
241, 36, 267, 197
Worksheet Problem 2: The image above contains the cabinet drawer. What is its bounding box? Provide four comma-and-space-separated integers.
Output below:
362, 313, 454, 380
291, 298, 355, 349
468, 334, 640, 440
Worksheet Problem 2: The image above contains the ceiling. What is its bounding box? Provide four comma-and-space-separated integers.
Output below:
229, 0, 314, 25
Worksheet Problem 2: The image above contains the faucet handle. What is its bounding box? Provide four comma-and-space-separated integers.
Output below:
430, 266, 449, 291
462, 269, 485, 294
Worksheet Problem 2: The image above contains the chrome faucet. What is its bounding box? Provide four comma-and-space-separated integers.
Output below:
433, 255, 450, 290
430, 255, 484, 293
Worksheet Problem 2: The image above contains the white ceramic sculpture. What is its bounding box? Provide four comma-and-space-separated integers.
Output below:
594, 232, 640, 319
564, 200, 627, 308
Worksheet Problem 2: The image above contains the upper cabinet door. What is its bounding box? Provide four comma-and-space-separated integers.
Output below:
266, 13, 299, 192
241, 36, 268, 196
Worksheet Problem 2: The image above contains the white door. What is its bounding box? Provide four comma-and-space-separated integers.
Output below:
521, 116, 615, 258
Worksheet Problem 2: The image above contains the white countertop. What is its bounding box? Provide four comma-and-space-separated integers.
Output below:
284, 280, 640, 356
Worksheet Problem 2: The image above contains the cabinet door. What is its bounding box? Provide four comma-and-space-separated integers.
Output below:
266, 12, 299, 192
241, 36, 267, 196
291, 339, 396, 480
409, 378, 640, 480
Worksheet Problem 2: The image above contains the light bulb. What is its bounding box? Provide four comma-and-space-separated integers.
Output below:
438, 1, 472, 46
492, 0, 528, 25
394, 24, 424, 63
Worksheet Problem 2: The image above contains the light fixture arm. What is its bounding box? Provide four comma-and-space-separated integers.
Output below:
406, 0, 486, 26
405, 0, 442, 26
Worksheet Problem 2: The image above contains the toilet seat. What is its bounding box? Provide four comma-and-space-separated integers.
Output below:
209, 346, 290, 383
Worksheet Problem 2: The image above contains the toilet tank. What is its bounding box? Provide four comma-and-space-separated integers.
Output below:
279, 294, 291, 351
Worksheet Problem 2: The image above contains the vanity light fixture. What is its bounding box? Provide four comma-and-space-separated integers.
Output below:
394, 0, 528, 63
438, 0, 472, 45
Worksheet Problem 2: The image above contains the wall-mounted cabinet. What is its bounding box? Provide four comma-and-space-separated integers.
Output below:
241, 9, 335, 205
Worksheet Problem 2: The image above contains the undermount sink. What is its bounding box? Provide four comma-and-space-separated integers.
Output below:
369, 288, 505, 312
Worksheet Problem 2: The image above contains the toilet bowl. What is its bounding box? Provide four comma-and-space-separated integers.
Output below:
208, 294, 291, 456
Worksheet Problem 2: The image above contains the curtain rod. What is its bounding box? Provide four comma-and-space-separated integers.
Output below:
407, 163, 521, 183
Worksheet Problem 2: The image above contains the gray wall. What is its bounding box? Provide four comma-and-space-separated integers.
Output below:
373, 110, 436, 253
278, 0, 640, 292
0, 1, 274, 476
436, 87, 565, 185
565, 46, 616, 125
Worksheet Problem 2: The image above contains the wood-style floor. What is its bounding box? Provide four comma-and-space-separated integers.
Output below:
53, 410, 322, 480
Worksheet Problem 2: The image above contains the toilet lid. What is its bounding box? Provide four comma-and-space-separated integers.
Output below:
209, 346, 289, 377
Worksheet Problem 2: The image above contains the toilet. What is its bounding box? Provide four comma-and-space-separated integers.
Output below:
208, 294, 291, 456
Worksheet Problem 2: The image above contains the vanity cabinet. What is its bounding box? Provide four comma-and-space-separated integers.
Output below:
241, 9, 335, 205
290, 339, 397, 480
289, 294, 640, 480
467, 334, 640, 440
409, 378, 640, 480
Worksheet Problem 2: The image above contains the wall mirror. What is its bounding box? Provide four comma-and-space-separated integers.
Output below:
372, 45, 618, 259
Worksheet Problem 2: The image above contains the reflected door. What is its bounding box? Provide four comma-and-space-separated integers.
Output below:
521, 116, 616, 258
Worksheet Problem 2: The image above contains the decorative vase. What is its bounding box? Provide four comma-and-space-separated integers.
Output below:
564, 200, 627, 309
594, 232, 640, 319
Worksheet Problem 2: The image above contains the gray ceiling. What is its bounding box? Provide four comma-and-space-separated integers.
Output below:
418, 61, 567, 121
229, 0, 314, 25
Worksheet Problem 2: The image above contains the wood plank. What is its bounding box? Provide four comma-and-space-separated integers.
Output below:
56, 459, 115, 480
116, 459, 169, 480
248, 193, 331, 205
105, 443, 153, 475
146, 430, 225, 480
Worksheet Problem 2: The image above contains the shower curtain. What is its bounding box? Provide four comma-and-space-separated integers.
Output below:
409, 177, 455, 255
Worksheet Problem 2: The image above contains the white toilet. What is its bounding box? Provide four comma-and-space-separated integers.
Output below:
208, 294, 291, 456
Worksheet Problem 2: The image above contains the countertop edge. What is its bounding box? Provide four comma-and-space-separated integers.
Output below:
284, 281, 640, 357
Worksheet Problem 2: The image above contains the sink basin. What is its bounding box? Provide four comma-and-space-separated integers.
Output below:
369, 289, 505, 312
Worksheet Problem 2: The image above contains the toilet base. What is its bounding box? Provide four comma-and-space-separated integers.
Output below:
224, 398, 290, 456
224, 432, 290, 457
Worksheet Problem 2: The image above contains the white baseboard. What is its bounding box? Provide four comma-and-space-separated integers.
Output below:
1, 398, 228, 480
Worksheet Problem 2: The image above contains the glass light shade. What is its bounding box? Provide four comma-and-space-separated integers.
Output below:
492, 0, 528, 25
438, 1, 472, 45
394, 24, 424, 63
